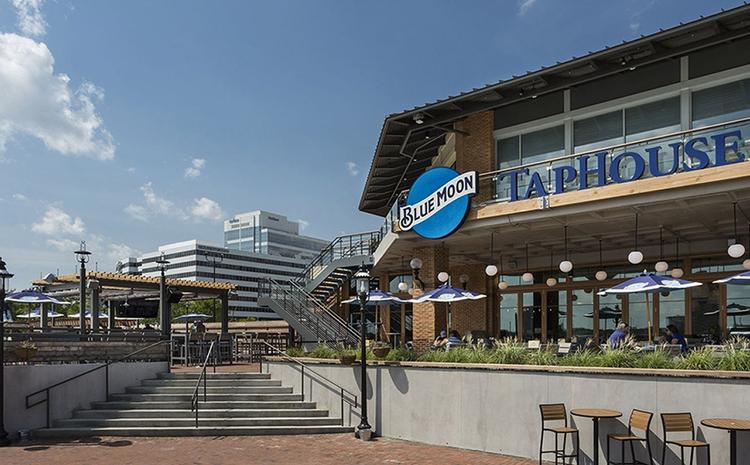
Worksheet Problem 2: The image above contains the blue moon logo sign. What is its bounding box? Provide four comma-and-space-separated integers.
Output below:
399, 167, 477, 239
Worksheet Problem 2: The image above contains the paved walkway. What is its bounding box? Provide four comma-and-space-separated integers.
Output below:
170, 362, 260, 374
0, 434, 537, 465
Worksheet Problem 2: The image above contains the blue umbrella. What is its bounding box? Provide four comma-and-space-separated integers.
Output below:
5, 289, 70, 305
713, 270, 750, 285
598, 272, 702, 343
341, 289, 407, 306
410, 284, 486, 334
68, 310, 109, 319
16, 307, 65, 319
174, 313, 211, 321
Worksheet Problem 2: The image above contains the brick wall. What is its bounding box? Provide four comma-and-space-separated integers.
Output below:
448, 264, 489, 337
411, 245, 449, 352
455, 111, 494, 203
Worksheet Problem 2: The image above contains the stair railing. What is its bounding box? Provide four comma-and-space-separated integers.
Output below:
25, 339, 172, 429
287, 280, 358, 343
296, 231, 382, 285
190, 339, 217, 428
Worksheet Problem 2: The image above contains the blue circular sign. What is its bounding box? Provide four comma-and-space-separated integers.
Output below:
400, 167, 476, 239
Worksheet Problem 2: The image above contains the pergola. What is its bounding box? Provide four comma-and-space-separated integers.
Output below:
33, 271, 236, 336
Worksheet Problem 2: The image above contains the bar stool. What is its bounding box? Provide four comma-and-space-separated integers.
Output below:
661, 413, 711, 465
606, 409, 653, 465
539, 403, 580, 465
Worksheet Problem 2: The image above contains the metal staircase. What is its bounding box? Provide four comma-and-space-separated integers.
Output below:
258, 231, 381, 347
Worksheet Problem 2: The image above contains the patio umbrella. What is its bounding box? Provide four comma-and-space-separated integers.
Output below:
704, 303, 750, 329
174, 312, 211, 334
342, 290, 407, 342
598, 273, 702, 344
410, 284, 486, 334
4, 289, 70, 305
713, 270, 750, 285
67, 311, 109, 319
15, 307, 65, 318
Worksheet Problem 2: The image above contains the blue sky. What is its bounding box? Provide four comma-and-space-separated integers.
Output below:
0, 0, 743, 287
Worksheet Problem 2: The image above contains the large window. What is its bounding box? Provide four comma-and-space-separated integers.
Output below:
691, 284, 721, 341
692, 78, 750, 127
496, 125, 564, 199
727, 285, 750, 335
598, 293, 623, 342
571, 289, 594, 343
499, 293, 519, 339
658, 290, 686, 336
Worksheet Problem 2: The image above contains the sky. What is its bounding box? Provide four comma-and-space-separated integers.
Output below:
0, 0, 744, 288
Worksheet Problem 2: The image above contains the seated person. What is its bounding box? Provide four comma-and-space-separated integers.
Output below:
607, 322, 629, 348
446, 330, 462, 345
433, 331, 448, 348
666, 324, 688, 353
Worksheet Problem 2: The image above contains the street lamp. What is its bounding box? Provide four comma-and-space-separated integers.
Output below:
0, 257, 13, 446
353, 264, 372, 439
156, 252, 171, 337
202, 252, 225, 321
74, 242, 92, 332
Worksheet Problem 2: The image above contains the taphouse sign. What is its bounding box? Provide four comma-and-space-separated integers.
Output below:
498, 129, 746, 201
399, 168, 477, 239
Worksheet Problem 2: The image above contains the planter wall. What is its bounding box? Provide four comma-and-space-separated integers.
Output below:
267, 359, 750, 465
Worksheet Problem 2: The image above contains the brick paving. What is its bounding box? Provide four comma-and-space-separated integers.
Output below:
171, 362, 260, 373
0, 434, 537, 465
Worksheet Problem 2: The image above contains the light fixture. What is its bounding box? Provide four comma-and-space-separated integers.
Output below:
546, 249, 557, 287
413, 112, 424, 125
498, 254, 509, 290
410, 257, 424, 290
546, 277, 557, 287
671, 236, 684, 278
728, 202, 746, 258
628, 212, 644, 264
655, 226, 669, 273
522, 244, 534, 283
459, 274, 469, 290
354, 264, 371, 298
398, 256, 408, 292
595, 239, 607, 281
558, 225, 573, 273
485, 232, 498, 277
437, 271, 450, 283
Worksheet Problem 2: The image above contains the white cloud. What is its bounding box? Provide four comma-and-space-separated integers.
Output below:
46, 237, 78, 252
32, 206, 86, 236
0, 33, 115, 160
10, 0, 47, 38
12, 193, 27, 201
346, 161, 359, 177
190, 197, 223, 221
518, 0, 537, 16
106, 242, 140, 261
184, 158, 206, 178
126, 167, 136, 173
125, 182, 184, 221
296, 219, 310, 231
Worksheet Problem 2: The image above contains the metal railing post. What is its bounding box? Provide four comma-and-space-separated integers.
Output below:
105, 363, 109, 402
301, 365, 305, 400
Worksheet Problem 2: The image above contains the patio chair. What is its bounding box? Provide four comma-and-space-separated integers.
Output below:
527, 340, 542, 351
539, 403, 579, 465
557, 342, 574, 356
660, 412, 710, 465
606, 409, 653, 465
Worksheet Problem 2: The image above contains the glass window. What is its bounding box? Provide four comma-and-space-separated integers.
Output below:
625, 97, 681, 141
497, 137, 520, 169
727, 285, 750, 336
499, 293, 519, 339
574, 110, 623, 152
521, 126, 565, 163
691, 283, 721, 343
571, 289, 594, 344
628, 294, 652, 342
658, 290, 685, 336
692, 78, 750, 127
522, 292, 541, 341
224, 230, 240, 242
598, 293, 623, 342
546, 290, 566, 342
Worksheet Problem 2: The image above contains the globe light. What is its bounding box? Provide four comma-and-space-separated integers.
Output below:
655, 261, 669, 273
521, 272, 534, 283
595, 270, 608, 281
744, 259, 750, 270
671, 268, 684, 278
559, 260, 573, 273
546, 277, 557, 287
485, 265, 498, 277
437, 271, 450, 283
498, 281, 509, 290
628, 250, 644, 265
728, 243, 746, 259
409, 258, 423, 270
397, 281, 408, 292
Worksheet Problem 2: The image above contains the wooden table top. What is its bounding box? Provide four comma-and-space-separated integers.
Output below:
571, 408, 623, 419
701, 418, 750, 431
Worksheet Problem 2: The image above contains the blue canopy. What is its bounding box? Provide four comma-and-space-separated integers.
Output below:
598, 273, 702, 295
410, 284, 486, 303
15, 307, 65, 318
68, 311, 109, 319
4, 289, 69, 305
713, 270, 750, 285
174, 313, 210, 321
341, 289, 407, 306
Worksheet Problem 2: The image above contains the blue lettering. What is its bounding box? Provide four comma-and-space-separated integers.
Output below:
523, 171, 548, 199
683, 136, 710, 171
552, 165, 576, 194
712, 130, 745, 166
497, 168, 528, 202
610, 151, 645, 183
578, 152, 608, 189
647, 143, 680, 177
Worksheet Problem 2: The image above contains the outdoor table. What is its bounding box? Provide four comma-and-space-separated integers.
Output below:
571, 408, 622, 465
701, 418, 750, 465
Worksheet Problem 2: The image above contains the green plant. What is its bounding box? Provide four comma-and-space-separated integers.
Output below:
490, 339, 529, 365
527, 349, 557, 366
308, 344, 337, 359
557, 350, 602, 367
636, 349, 676, 369
335, 347, 358, 358
719, 337, 750, 371
675, 347, 719, 371
598, 348, 637, 368
385, 348, 418, 362
19, 340, 37, 350
285, 346, 305, 358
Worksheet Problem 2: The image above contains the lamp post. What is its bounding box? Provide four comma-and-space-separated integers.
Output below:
74, 242, 92, 333
353, 264, 372, 439
156, 253, 171, 337
202, 252, 224, 321
0, 257, 13, 446
409, 258, 424, 291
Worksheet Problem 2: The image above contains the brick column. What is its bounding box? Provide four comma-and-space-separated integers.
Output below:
411, 245, 449, 352
449, 264, 488, 337
455, 111, 494, 203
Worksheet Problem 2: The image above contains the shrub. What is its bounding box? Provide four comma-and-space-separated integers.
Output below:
635, 349, 676, 369
527, 350, 557, 366
719, 337, 750, 371
675, 347, 719, 371
308, 345, 337, 359
557, 350, 602, 367
285, 346, 305, 358
598, 348, 638, 368
490, 339, 529, 365
385, 348, 419, 362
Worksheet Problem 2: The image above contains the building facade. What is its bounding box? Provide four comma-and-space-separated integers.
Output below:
356, 5, 750, 351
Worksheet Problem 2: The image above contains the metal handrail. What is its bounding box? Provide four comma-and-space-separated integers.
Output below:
259, 341, 357, 426
25, 339, 171, 429
297, 231, 381, 284
190, 339, 217, 428
287, 280, 359, 341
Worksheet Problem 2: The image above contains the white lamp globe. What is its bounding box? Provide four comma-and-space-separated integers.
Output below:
498, 281, 509, 290
521, 272, 534, 283
397, 281, 408, 292
595, 270, 608, 281
728, 243, 746, 259
409, 258, 423, 270
485, 265, 498, 277
546, 277, 557, 287
655, 261, 669, 273
559, 260, 573, 273
437, 271, 450, 283
628, 250, 644, 265
744, 259, 750, 270
670, 268, 684, 279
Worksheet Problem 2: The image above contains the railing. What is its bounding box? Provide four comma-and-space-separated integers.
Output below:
258, 340, 358, 427
190, 339, 217, 428
296, 231, 382, 285
25, 339, 171, 428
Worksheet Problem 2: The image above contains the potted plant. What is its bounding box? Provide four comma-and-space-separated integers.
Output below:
371, 341, 391, 359
15, 340, 38, 362
337, 348, 357, 365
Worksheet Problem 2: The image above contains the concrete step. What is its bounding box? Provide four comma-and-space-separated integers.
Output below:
91, 400, 317, 410
109, 393, 303, 402
34, 425, 354, 437
142, 379, 281, 387
158, 372, 270, 380
126, 386, 293, 395
74, 408, 330, 419
55, 417, 343, 428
